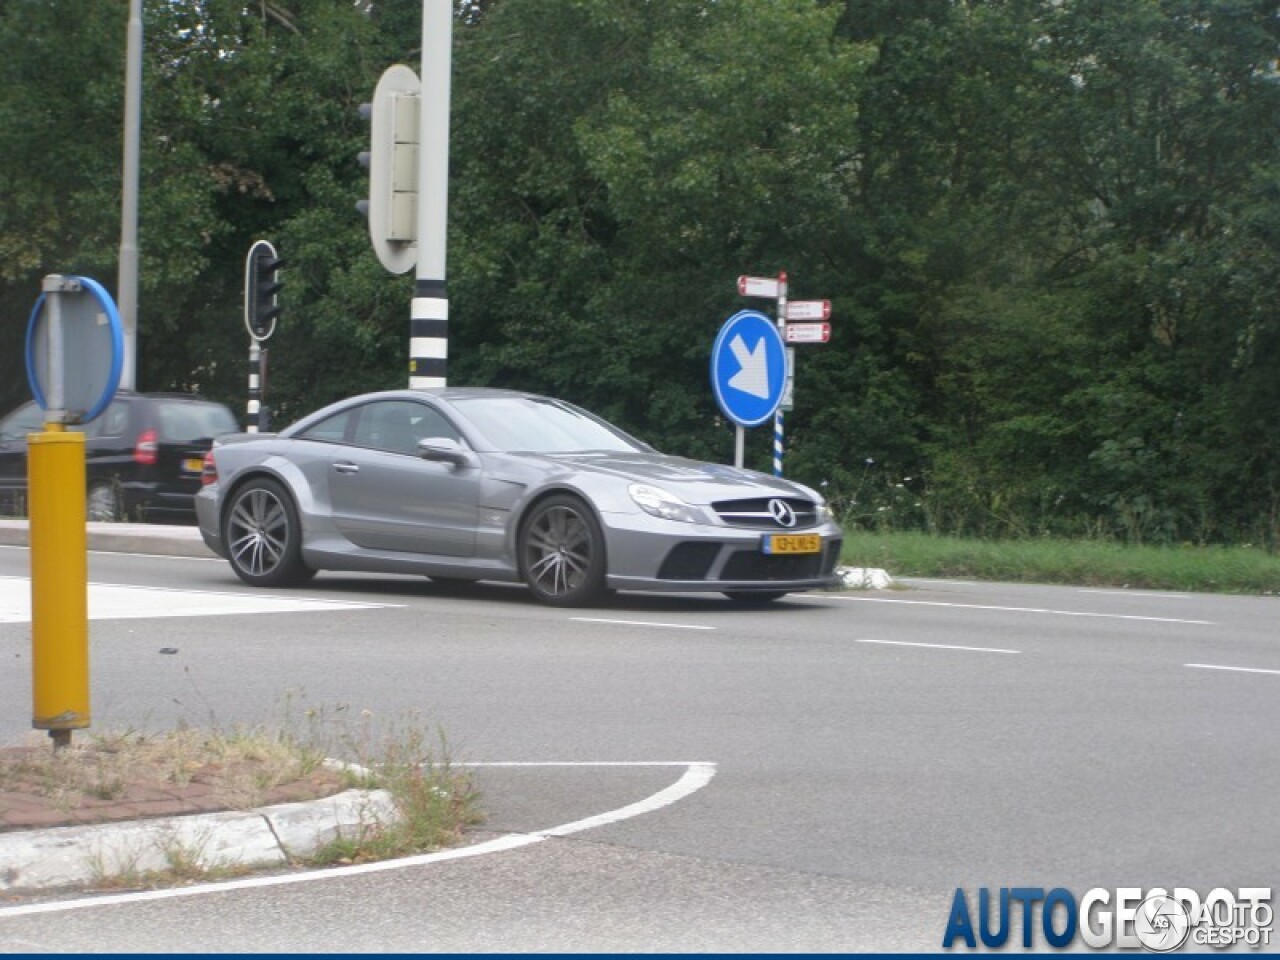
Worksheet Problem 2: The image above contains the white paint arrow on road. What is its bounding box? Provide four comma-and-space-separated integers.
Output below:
727, 334, 772, 398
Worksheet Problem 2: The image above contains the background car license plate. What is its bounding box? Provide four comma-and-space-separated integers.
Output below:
184, 457, 204, 473
763, 533, 821, 555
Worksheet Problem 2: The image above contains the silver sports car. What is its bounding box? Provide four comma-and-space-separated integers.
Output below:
195, 388, 844, 606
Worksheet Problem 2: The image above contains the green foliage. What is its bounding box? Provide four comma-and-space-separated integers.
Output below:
841, 530, 1280, 595
1, 0, 1276, 547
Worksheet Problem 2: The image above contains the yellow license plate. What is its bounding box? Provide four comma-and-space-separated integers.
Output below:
763, 533, 821, 555
184, 457, 204, 473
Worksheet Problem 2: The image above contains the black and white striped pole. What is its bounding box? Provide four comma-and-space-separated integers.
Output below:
358, 1, 453, 388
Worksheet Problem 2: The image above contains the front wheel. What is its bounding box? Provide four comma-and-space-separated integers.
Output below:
222, 478, 314, 587
519, 495, 608, 606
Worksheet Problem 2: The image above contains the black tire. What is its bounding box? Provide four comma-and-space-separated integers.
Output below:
222, 477, 314, 587
723, 590, 789, 605
519, 495, 608, 606
87, 483, 121, 523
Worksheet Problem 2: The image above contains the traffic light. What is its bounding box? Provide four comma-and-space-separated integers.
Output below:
358, 64, 420, 275
244, 240, 282, 341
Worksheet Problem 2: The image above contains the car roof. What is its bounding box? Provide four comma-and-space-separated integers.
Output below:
356, 387, 547, 403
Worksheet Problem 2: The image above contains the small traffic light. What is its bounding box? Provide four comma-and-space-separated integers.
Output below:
244, 240, 282, 341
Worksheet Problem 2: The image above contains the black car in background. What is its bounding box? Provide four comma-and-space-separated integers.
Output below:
0, 392, 239, 523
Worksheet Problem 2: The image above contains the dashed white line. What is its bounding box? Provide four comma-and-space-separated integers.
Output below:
1185, 663, 1280, 677
808, 594, 1212, 625
856, 638, 1020, 655
571, 617, 715, 631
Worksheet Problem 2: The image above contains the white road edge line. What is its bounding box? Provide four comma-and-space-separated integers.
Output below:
570, 617, 715, 632
1185, 663, 1280, 677
0, 761, 717, 919
806, 594, 1212, 625
856, 638, 1020, 655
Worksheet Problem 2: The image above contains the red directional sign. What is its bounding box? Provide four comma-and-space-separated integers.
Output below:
784, 322, 831, 344
737, 275, 781, 299
784, 299, 831, 321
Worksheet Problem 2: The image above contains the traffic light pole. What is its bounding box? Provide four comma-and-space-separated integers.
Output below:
409, 0, 453, 389
244, 240, 281, 432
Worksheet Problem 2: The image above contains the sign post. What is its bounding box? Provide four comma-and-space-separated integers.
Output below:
734, 272, 833, 476
25, 275, 124, 748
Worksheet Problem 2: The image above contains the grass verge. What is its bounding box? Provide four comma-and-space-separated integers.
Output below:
841, 529, 1280, 594
0, 699, 482, 892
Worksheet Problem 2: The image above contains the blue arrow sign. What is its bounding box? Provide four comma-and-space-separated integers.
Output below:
710, 309, 787, 428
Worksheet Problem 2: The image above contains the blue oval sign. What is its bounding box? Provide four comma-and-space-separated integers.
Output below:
26, 275, 125, 424
710, 309, 787, 427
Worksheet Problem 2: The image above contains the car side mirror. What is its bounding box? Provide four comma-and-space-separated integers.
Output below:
417, 436, 473, 468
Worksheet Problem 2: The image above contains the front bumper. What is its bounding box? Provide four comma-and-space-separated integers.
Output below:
600, 512, 844, 594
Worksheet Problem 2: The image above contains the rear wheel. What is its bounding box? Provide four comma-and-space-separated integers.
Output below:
520, 495, 607, 606
723, 590, 789, 605
87, 483, 121, 523
222, 478, 313, 587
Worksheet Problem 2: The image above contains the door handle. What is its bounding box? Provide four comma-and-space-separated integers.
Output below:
333, 461, 360, 475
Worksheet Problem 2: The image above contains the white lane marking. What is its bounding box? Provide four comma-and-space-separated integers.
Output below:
1186, 663, 1280, 677
570, 617, 715, 632
0, 575, 398, 624
1077, 588, 1193, 599
808, 594, 1212, 625
0, 761, 717, 919
856, 638, 1020, 655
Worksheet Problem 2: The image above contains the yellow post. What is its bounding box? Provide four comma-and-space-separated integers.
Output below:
29, 424, 89, 748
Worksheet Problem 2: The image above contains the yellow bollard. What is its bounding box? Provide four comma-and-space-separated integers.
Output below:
29, 424, 89, 747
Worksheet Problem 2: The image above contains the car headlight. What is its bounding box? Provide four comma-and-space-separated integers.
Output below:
814, 498, 832, 524
628, 484, 705, 524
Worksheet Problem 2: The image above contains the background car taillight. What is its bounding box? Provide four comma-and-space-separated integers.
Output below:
133, 428, 158, 465
201, 450, 218, 486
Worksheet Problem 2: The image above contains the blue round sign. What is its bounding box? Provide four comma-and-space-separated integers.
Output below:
26, 275, 124, 423
710, 309, 787, 427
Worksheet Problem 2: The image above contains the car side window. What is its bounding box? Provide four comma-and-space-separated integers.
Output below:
97, 400, 130, 439
351, 401, 461, 456
297, 409, 354, 444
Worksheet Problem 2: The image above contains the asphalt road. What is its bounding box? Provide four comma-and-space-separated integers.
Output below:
0, 542, 1276, 951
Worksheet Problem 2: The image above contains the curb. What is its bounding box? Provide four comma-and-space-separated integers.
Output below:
0, 786, 398, 893
0, 518, 215, 559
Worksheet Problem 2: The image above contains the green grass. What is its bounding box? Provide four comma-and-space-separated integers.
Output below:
840, 530, 1280, 595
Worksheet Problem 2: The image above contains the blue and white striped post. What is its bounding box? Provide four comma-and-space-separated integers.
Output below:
773, 410, 784, 477
773, 272, 788, 477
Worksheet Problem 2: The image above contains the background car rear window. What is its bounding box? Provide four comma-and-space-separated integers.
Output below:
156, 403, 238, 443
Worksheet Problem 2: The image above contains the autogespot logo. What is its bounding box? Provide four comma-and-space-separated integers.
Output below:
942, 886, 1273, 951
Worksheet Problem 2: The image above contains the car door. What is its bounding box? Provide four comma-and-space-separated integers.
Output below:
320, 399, 479, 557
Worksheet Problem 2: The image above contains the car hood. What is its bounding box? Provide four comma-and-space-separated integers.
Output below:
521, 450, 821, 505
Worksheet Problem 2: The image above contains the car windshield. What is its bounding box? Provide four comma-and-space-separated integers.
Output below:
452, 396, 645, 453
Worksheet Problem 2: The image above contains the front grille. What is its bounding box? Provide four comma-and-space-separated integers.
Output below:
720, 550, 826, 581
712, 496, 819, 529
